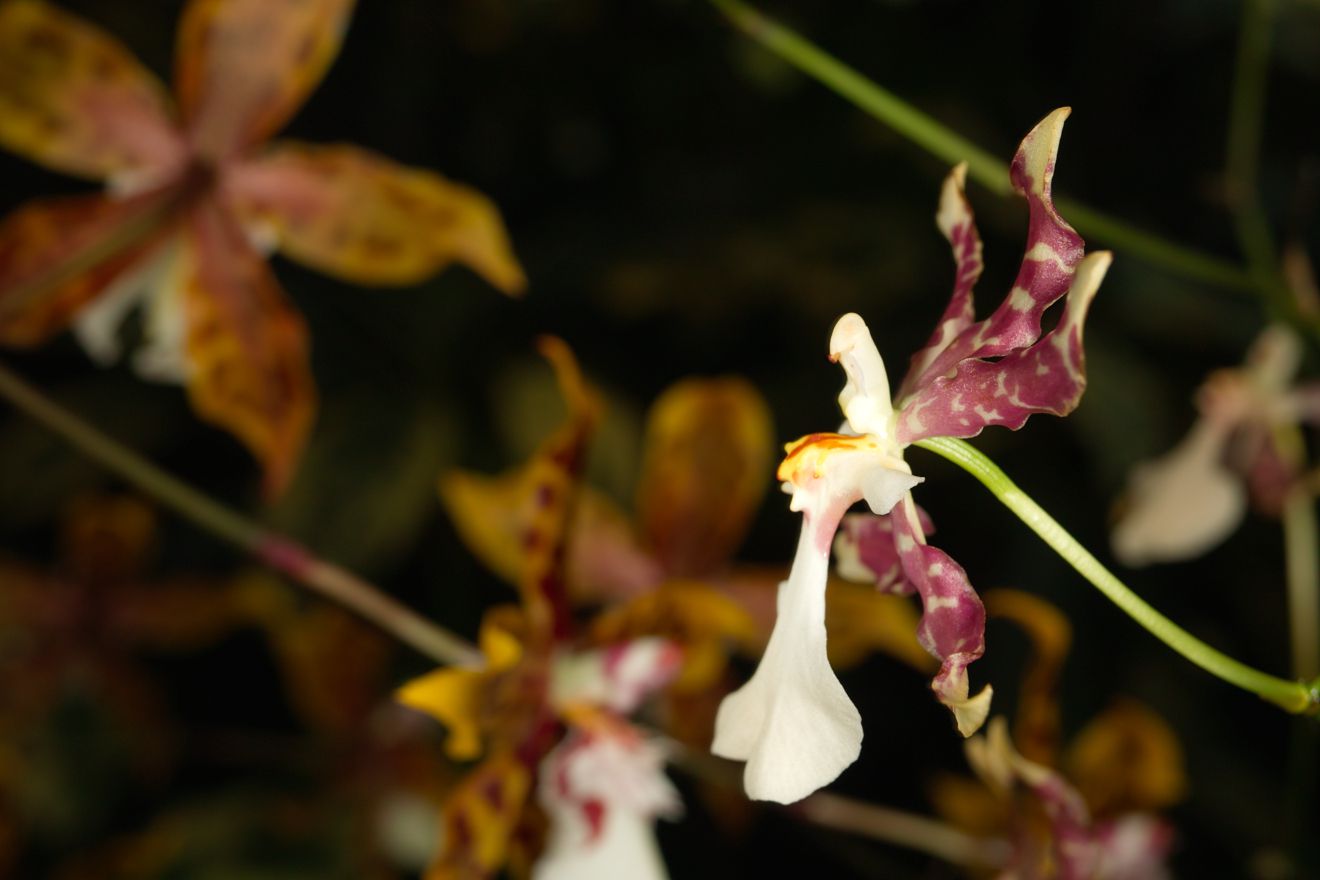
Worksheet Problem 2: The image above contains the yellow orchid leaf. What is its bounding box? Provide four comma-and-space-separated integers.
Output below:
174, 0, 355, 159
478, 615, 524, 672
181, 203, 315, 498
439, 466, 533, 589
824, 577, 935, 673
0, 0, 183, 180
397, 666, 489, 762
0, 191, 175, 347
984, 589, 1072, 765
1064, 699, 1187, 818
426, 751, 532, 880
635, 377, 774, 578
228, 142, 527, 294
442, 472, 660, 606
441, 338, 599, 636
511, 338, 600, 635
395, 609, 526, 761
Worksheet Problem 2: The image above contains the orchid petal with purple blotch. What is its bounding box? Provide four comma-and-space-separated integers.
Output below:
834, 505, 934, 594
891, 496, 992, 735
551, 638, 684, 717
902, 162, 983, 390
535, 731, 680, 880
896, 251, 1110, 444
898, 109, 1087, 399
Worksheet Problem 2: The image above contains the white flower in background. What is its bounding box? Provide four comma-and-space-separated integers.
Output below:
1113, 325, 1318, 565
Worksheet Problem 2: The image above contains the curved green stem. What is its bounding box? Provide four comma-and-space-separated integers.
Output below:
0, 360, 481, 667
915, 436, 1319, 714
707, 0, 1257, 294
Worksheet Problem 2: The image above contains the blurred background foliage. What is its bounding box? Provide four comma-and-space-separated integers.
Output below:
1, 0, 1319, 877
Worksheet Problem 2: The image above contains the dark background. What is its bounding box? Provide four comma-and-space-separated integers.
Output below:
1, 0, 1318, 877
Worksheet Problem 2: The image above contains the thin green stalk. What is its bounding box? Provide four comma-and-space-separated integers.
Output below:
666, 739, 1010, 868
710, 0, 1010, 194
915, 436, 1320, 714
1227, 0, 1279, 278
798, 793, 1011, 868
1222, 0, 1310, 339
0, 360, 481, 667
707, 0, 1256, 293
1278, 426, 1319, 681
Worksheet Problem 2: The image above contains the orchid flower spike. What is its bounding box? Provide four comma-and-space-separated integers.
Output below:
713, 108, 1111, 804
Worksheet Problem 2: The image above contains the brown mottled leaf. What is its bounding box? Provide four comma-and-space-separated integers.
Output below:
228, 142, 526, 293
175, 0, 355, 159
181, 202, 315, 497
0, 0, 184, 180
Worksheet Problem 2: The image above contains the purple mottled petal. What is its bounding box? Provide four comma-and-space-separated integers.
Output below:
891, 496, 990, 735
896, 252, 1110, 444
899, 109, 1087, 399
1017, 765, 1094, 880
1240, 424, 1295, 517
899, 163, 983, 401
833, 507, 934, 594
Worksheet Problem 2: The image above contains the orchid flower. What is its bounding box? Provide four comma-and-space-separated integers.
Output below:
0, 0, 525, 494
712, 108, 1112, 804
1112, 324, 1320, 566
394, 339, 684, 880
960, 718, 1175, 880
440, 361, 930, 759
931, 590, 1182, 880
0, 495, 255, 756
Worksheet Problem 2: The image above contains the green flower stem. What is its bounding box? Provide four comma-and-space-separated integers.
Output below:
1226, 0, 1278, 277
1222, 0, 1310, 336
915, 436, 1320, 714
797, 793, 1011, 868
707, 0, 1257, 293
0, 360, 481, 667
1280, 435, 1320, 681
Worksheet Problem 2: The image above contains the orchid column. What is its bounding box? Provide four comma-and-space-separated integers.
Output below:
713, 108, 1112, 804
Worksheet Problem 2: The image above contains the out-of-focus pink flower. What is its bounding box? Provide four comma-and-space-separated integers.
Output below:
1112, 324, 1320, 565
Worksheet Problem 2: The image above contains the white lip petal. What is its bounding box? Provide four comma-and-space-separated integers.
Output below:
70, 240, 191, 384
1111, 418, 1246, 566
535, 735, 679, 880
712, 519, 862, 804
70, 259, 160, 367
132, 271, 191, 384
534, 806, 671, 880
